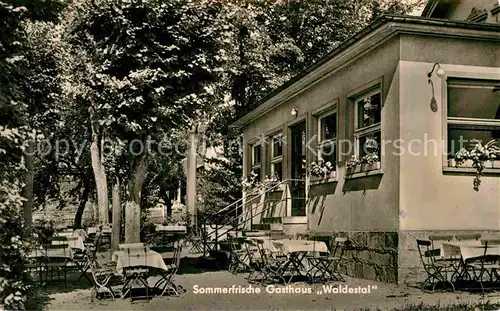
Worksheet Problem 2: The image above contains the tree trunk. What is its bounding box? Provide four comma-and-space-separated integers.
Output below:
111, 177, 121, 250
22, 139, 34, 235
125, 154, 148, 243
73, 178, 91, 229
89, 107, 109, 225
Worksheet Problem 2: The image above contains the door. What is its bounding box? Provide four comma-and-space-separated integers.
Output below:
290, 121, 307, 216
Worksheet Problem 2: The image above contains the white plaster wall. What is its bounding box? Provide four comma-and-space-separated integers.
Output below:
399, 61, 500, 230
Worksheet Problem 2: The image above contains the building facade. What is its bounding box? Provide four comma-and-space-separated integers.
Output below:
231, 1, 500, 285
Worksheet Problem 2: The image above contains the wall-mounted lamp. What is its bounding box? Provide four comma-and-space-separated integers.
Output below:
427, 63, 445, 113
427, 63, 445, 80
291, 107, 298, 117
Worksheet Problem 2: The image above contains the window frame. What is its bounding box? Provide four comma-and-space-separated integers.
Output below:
442, 71, 500, 173
353, 88, 382, 162
249, 142, 262, 181
317, 108, 338, 168
270, 133, 284, 180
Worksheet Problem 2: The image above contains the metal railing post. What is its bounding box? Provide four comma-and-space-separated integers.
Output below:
215, 219, 219, 251
203, 222, 206, 256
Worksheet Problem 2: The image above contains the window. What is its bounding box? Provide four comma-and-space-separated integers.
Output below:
446, 78, 500, 160
317, 111, 337, 169
251, 143, 261, 181
270, 134, 283, 180
354, 89, 382, 160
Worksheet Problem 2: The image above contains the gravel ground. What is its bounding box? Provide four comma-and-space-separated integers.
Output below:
47, 271, 500, 310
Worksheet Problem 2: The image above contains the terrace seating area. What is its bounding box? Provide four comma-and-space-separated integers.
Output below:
26, 225, 188, 302
416, 234, 500, 294
219, 232, 348, 286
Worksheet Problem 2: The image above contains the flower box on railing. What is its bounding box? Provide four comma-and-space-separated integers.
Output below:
346, 161, 381, 176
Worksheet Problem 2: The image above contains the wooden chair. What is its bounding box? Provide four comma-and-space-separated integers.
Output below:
122, 247, 151, 301
462, 240, 500, 294
89, 257, 119, 302
416, 239, 455, 292
243, 239, 264, 284
154, 245, 183, 296
42, 243, 71, 288
307, 237, 346, 283
228, 237, 249, 275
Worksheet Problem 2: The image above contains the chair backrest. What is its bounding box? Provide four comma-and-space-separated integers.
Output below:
43, 243, 71, 261
455, 233, 481, 241
330, 237, 347, 259
481, 239, 500, 245
416, 239, 438, 268
119, 243, 146, 250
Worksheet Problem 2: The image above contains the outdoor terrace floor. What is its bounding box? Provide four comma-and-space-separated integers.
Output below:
47, 270, 500, 310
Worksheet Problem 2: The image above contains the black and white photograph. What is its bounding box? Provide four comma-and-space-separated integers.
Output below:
1, 0, 499, 310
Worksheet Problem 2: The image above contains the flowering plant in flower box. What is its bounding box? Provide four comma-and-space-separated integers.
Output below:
309, 160, 334, 178
242, 171, 259, 190
454, 139, 500, 191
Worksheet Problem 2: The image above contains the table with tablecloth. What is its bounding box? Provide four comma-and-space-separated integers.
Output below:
52, 236, 85, 251
272, 239, 328, 254
273, 239, 329, 281
440, 241, 500, 282
112, 249, 169, 275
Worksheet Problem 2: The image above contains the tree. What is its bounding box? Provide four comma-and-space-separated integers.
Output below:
0, 0, 67, 308
60, 0, 226, 242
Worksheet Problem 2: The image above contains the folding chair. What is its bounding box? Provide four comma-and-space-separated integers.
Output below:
89, 258, 119, 302
255, 240, 287, 285
242, 240, 260, 283
42, 243, 71, 288
228, 237, 249, 275
416, 239, 455, 292
462, 240, 500, 294
154, 245, 183, 296
307, 237, 346, 283
122, 247, 151, 301
26, 248, 44, 285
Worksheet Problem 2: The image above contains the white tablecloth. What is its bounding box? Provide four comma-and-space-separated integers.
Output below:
29, 246, 74, 259
156, 225, 187, 233
272, 239, 328, 254
52, 236, 85, 251
112, 250, 169, 275
248, 236, 278, 252
73, 229, 88, 240
56, 232, 74, 237
441, 241, 482, 258
460, 245, 500, 261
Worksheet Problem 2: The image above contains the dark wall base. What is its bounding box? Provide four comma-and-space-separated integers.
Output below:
334, 231, 398, 284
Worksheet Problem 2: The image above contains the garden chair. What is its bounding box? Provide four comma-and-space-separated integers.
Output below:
154, 245, 183, 296
306, 237, 346, 283
41, 243, 71, 288
228, 237, 249, 275
244, 240, 265, 283
416, 239, 455, 292
255, 239, 287, 285
122, 247, 151, 301
89, 257, 120, 302
462, 240, 500, 294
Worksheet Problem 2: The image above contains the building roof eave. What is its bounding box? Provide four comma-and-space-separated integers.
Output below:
230, 14, 500, 129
